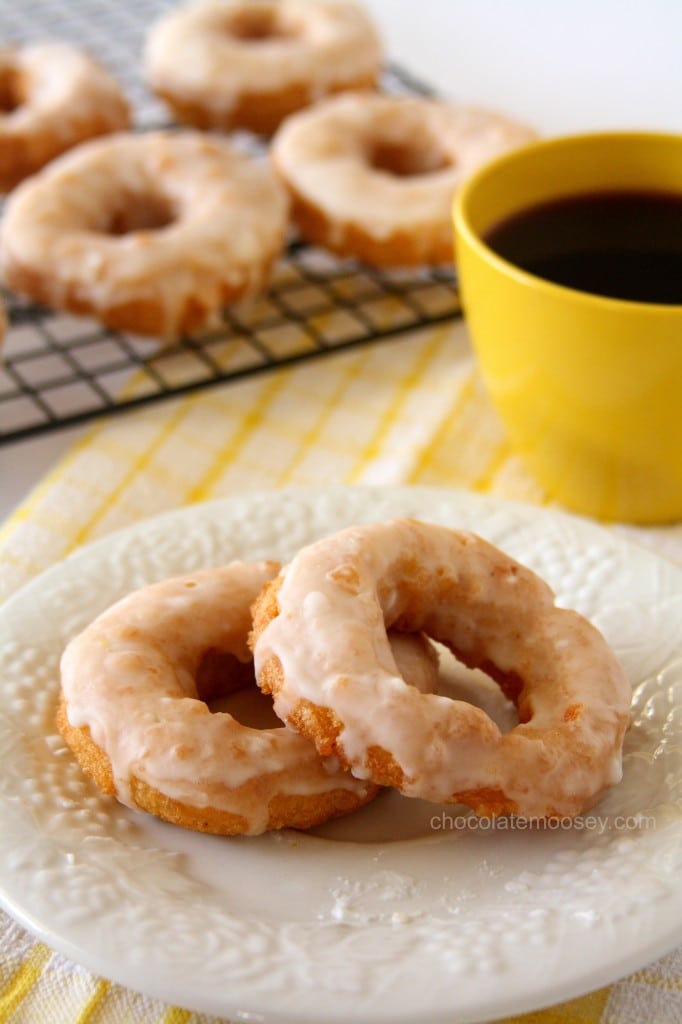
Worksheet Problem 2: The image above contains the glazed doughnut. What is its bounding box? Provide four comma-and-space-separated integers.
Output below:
58, 561, 440, 836
251, 519, 632, 819
0, 131, 288, 341
0, 42, 130, 192
144, 0, 382, 135
271, 92, 535, 266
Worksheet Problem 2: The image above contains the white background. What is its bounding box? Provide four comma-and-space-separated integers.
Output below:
364, 0, 682, 136
2, 0, 681, 523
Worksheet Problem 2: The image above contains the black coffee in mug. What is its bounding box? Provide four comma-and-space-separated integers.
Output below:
484, 190, 682, 305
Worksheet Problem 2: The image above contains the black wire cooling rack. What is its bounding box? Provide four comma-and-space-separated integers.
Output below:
0, 1, 461, 446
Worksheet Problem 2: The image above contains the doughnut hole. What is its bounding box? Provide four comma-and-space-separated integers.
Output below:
0, 66, 28, 113
434, 645, 521, 734
368, 135, 453, 178
221, 4, 300, 42
104, 188, 178, 235
196, 649, 282, 730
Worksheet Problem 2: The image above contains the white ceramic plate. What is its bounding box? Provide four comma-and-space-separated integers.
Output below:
1, 486, 681, 1024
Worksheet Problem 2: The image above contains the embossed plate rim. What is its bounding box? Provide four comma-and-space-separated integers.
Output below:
0, 485, 681, 1024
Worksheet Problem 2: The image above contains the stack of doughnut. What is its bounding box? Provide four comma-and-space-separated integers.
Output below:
58, 519, 632, 836
0, 0, 536, 345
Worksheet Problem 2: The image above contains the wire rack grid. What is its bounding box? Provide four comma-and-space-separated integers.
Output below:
0, 0, 461, 446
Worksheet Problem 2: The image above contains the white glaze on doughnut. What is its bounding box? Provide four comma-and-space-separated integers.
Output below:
0, 42, 130, 191
272, 92, 535, 262
0, 131, 289, 339
145, 0, 382, 126
60, 561, 439, 835
253, 519, 632, 818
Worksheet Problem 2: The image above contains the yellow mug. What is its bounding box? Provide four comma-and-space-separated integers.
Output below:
453, 132, 682, 524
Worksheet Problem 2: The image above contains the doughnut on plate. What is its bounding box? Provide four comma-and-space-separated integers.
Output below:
0, 486, 680, 1024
